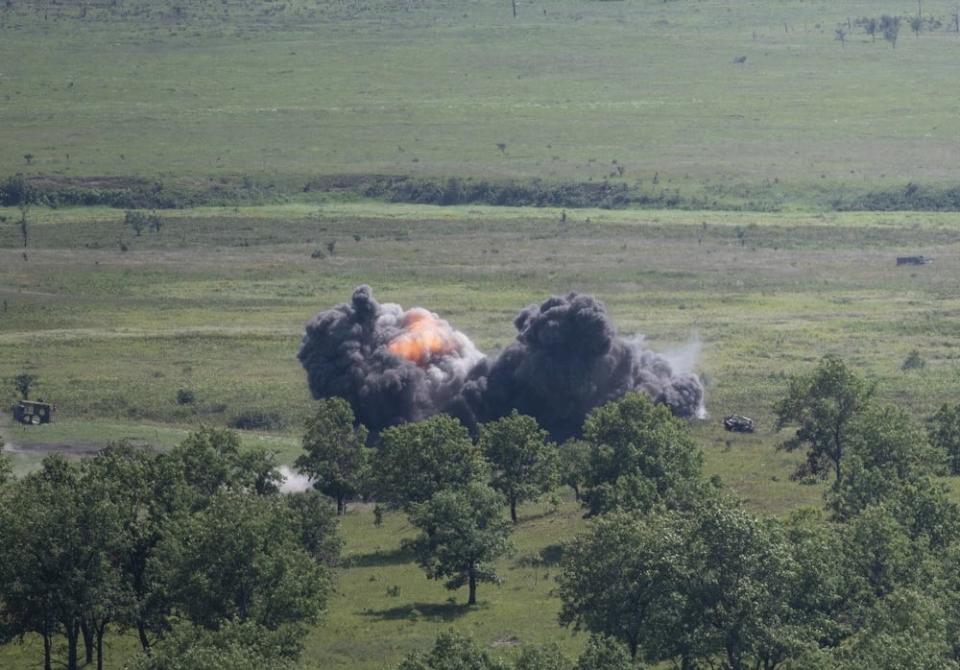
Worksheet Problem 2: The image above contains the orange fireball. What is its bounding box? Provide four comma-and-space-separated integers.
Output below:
388, 309, 459, 366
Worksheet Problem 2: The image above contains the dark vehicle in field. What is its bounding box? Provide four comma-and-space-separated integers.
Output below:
723, 414, 755, 433
897, 256, 934, 266
12, 400, 55, 425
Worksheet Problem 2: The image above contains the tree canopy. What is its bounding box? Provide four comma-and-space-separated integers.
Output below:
479, 410, 558, 522
774, 355, 875, 484
296, 397, 370, 514
375, 414, 489, 509
580, 392, 703, 515
404, 482, 512, 606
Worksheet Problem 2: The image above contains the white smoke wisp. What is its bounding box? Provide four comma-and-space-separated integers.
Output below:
660, 333, 708, 419
278, 466, 313, 494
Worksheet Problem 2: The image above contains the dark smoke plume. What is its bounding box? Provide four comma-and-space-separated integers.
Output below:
298, 287, 704, 439
479, 293, 705, 439
297, 286, 483, 432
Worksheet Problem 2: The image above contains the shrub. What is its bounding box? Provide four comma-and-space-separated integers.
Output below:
902, 350, 926, 371
229, 410, 285, 431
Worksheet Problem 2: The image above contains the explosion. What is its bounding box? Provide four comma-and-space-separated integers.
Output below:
298, 286, 705, 440
388, 309, 461, 367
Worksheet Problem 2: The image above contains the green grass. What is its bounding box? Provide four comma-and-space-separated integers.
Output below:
4, 0, 960, 206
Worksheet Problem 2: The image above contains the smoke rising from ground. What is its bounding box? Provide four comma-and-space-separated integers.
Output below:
298, 286, 704, 440
278, 466, 313, 494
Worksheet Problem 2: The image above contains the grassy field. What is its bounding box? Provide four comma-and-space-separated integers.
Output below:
2, 200, 958, 667
3, 0, 960, 205
3, 0, 960, 667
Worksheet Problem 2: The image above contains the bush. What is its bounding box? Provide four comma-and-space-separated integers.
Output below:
176, 388, 196, 405
902, 350, 926, 371
229, 410, 285, 431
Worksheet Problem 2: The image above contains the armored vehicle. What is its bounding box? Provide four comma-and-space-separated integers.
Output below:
12, 400, 55, 425
897, 256, 934, 266
723, 414, 755, 433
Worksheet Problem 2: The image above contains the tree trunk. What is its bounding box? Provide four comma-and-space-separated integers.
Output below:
137, 620, 151, 651
81, 619, 95, 664
96, 622, 107, 670
572, 484, 580, 501
337, 494, 346, 516
467, 566, 478, 605
511, 0, 516, 18
510, 498, 517, 523
66, 620, 80, 670
43, 632, 52, 670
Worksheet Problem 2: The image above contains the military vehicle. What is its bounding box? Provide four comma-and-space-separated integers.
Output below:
723, 414, 755, 433
12, 400, 55, 425
897, 256, 934, 266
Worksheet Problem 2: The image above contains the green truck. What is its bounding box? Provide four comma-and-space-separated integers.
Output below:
12, 400, 55, 425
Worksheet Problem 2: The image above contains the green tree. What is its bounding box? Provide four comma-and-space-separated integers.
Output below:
827, 406, 941, 520
0, 456, 119, 670
842, 505, 938, 605
167, 427, 281, 506
150, 491, 330, 631
296, 397, 370, 515
514, 644, 572, 670
558, 499, 827, 668
480, 410, 558, 522
774, 355, 874, 485
12, 371, 36, 400
404, 482, 512, 606
397, 629, 506, 670
557, 510, 688, 659
128, 620, 300, 670
575, 636, 636, 670
581, 392, 703, 515
824, 406, 960, 550
831, 590, 957, 670
929, 404, 960, 475
557, 439, 590, 501
82, 443, 186, 653
284, 490, 344, 566
125, 210, 147, 236
376, 415, 488, 509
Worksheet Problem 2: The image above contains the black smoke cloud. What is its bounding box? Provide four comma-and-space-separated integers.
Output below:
298, 286, 704, 440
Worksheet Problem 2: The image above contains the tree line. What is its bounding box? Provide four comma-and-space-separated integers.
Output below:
0, 428, 339, 670
382, 355, 960, 669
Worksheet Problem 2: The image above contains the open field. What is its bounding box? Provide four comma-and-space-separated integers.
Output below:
4, 0, 960, 207
2, 200, 959, 667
